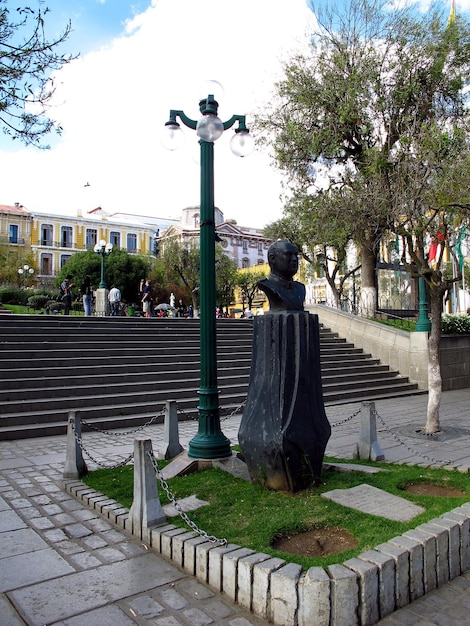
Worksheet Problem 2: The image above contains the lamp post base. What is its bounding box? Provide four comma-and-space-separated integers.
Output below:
94, 288, 109, 316
188, 408, 232, 460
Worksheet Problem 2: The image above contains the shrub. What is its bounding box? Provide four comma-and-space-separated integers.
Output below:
441, 314, 470, 334
46, 300, 64, 313
72, 301, 83, 313
0, 286, 27, 305
27, 295, 49, 310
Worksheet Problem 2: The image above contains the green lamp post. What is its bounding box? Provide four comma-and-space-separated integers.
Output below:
415, 274, 431, 332
162, 87, 254, 460
94, 240, 113, 289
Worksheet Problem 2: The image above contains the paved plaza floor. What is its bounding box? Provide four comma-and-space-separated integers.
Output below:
1, 388, 470, 625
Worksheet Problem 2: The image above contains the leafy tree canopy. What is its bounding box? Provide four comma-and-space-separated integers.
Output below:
0, 1, 75, 147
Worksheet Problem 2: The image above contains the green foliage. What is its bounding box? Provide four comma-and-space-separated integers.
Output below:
56, 249, 151, 304
236, 270, 267, 309
84, 459, 470, 570
0, 286, 24, 304
27, 295, 49, 310
0, 1, 76, 147
441, 314, 470, 334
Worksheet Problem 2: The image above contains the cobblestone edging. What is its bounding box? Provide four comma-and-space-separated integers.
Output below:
63, 480, 470, 626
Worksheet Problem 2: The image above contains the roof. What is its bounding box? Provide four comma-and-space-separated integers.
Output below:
0, 203, 30, 215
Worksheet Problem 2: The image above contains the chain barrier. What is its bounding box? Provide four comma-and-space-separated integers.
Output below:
373, 409, 454, 466
220, 400, 245, 422
330, 407, 361, 428
148, 452, 227, 546
72, 422, 134, 469
82, 407, 166, 436
177, 400, 246, 424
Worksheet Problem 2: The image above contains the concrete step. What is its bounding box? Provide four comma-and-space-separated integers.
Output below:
0, 314, 423, 439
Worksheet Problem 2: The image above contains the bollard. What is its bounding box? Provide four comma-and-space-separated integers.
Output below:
63, 411, 88, 479
128, 436, 166, 537
157, 400, 184, 460
356, 402, 385, 461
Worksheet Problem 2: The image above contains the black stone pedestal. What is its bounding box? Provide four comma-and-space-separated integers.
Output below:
238, 311, 331, 492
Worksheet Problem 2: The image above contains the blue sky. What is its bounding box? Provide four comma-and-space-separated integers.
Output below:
0, 0, 467, 228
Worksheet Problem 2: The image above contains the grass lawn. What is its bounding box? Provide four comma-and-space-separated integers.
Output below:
82, 456, 469, 570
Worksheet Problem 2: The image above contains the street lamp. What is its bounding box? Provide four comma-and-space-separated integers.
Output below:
162, 87, 254, 460
94, 240, 113, 289
18, 264, 34, 288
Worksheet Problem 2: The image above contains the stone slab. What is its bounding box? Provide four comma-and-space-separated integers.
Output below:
163, 495, 209, 518
323, 462, 383, 474
0, 528, 48, 559
0, 548, 75, 593
0, 509, 27, 532
321, 484, 425, 521
0, 593, 27, 626
49, 602, 137, 625
9, 553, 185, 625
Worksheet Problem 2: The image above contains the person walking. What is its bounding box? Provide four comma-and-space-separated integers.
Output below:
80, 275, 93, 316
141, 280, 152, 318
108, 286, 121, 316
60, 275, 74, 315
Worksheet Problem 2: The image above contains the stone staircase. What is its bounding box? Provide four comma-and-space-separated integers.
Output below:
0, 315, 422, 440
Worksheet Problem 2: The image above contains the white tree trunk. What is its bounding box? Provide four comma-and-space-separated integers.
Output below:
424, 292, 443, 434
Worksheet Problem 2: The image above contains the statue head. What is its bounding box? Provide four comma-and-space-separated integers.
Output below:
267, 240, 299, 282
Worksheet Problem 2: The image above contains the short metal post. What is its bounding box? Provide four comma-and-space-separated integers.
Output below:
356, 402, 385, 461
128, 437, 166, 537
63, 411, 88, 479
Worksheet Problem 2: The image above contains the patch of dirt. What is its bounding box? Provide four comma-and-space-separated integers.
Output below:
272, 527, 358, 557
403, 482, 466, 497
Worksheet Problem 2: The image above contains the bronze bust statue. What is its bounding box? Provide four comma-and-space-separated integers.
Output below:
258, 240, 305, 312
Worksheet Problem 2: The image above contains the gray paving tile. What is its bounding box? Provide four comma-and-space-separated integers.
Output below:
9, 553, 184, 625
50, 603, 137, 625
0, 593, 26, 626
0, 509, 27, 532
0, 548, 75, 592
0, 528, 48, 558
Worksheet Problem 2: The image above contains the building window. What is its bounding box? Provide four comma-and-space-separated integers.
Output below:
258, 259, 264, 265
127, 233, 137, 251
193, 213, 200, 228
9, 224, 18, 243
258, 242, 263, 253
242, 241, 248, 252
86, 228, 97, 247
110, 231, 120, 247
61, 226, 73, 248
242, 257, 249, 268
60, 255, 72, 267
41, 224, 53, 246
40, 253, 53, 275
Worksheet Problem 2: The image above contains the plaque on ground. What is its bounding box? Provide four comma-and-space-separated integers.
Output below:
321, 484, 425, 521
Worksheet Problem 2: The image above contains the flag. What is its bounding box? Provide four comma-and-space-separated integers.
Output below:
455, 225, 466, 271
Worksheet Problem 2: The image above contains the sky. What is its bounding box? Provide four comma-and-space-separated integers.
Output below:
0, 0, 465, 229
0, 0, 315, 229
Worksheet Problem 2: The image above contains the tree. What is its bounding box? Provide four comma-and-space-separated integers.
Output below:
0, 1, 75, 147
57, 249, 151, 304
216, 254, 239, 312
255, 0, 470, 432
237, 269, 267, 310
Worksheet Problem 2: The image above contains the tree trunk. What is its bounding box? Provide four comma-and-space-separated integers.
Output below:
424, 289, 443, 434
359, 244, 378, 317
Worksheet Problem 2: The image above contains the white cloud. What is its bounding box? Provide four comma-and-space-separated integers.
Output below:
0, 0, 314, 228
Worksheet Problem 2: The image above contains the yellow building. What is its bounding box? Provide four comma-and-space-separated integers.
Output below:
0, 203, 177, 286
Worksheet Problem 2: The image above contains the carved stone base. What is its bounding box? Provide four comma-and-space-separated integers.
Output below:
238, 312, 331, 492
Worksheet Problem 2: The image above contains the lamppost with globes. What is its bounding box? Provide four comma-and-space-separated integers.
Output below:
18, 264, 34, 289
94, 240, 113, 289
162, 87, 254, 460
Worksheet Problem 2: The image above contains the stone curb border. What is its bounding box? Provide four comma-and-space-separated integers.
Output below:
63, 480, 470, 626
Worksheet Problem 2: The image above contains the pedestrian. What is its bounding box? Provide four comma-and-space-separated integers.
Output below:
177, 299, 186, 318
141, 279, 152, 318
108, 285, 121, 316
80, 275, 93, 316
60, 274, 74, 315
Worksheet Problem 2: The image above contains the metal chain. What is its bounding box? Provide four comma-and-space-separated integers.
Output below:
220, 400, 245, 422
82, 408, 166, 436
374, 409, 453, 466
148, 452, 227, 546
330, 407, 361, 428
72, 425, 134, 469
